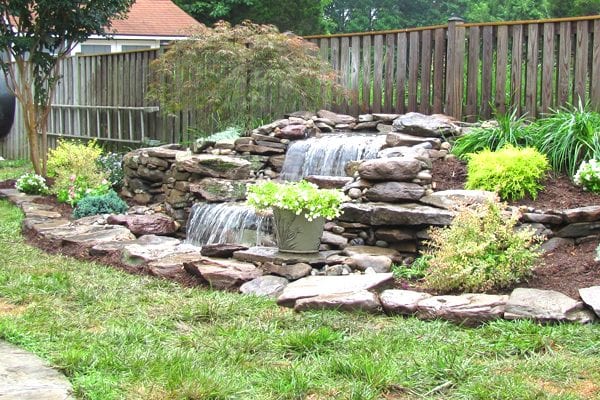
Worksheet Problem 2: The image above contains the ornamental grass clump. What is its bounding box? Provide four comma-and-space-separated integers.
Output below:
420, 201, 541, 293
246, 180, 347, 221
466, 146, 549, 201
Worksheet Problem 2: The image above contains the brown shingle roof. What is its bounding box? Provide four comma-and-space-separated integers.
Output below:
109, 0, 202, 36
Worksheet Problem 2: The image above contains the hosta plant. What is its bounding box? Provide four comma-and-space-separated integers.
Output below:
246, 180, 347, 221
573, 159, 600, 193
15, 173, 49, 195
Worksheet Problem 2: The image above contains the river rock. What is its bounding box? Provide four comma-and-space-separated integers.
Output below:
418, 190, 497, 210
504, 288, 596, 323
179, 154, 252, 180
365, 182, 425, 202
183, 258, 263, 290
305, 175, 353, 189
563, 206, 600, 223
317, 110, 356, 125
343, 254, 392, 273
277, 273, 394, 307
579, 286, 600, 317
417, 294, 508, 325
294, 290, 381, 313
263, 262, 313, 281
107, 213, 178, 236
200, 243, 249, 258
379, 290, 432, 315
240, 275, 289, 298
189, 178, 248, 202
392, 112, 459, 137
385, 132, 442, 148
358, 157, 423, 181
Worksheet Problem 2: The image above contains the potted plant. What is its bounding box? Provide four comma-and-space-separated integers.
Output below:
246, 180, 347, 253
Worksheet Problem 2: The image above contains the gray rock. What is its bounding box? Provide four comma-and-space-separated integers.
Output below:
556, 221, 600, 238
505, 288, 596, 323
200, 243, 249, 258
377, 145, 431, 160
358, 114, 374, 122
540, 237, 574, 253
342, 245, 400, 260
417, 294, 509, 325
343, 254, 392, 273
147, 252, 205, 279
121, 239, 197, 267
294, 290, 382, 313
392, 112, 460, 137
376, 123, 394, 133
324, 264, 345, 275
347, 188, 362, 199
277, 273, 394, 307
340, 203, 454, 226
179, 154, 252, 180
146, 146, 183, 159
353, 121, 380, 131
305, 175, 353, 189
316, 110, 357, 125
233, 142, 285, 155
563, 206, 600, 223
240, 275, 289, 298
375, 228, 417, 242
373, 113, 401, 122
263, 262, 313, 281
45, 224, 135, 249
137, 166, 166, 182
321, 231, 349, 248
419, 190, 497, 210
184, 258, 263, 290
189, 178, 248, 202
385, 132, 442, 149
365, 182, 425, 202
233, 246, 339, 266
579, 286, 600, 317
107, 213, 178, 236
379, 289, 432, 315
358, 157, 423, 181
521, 212, 564, 225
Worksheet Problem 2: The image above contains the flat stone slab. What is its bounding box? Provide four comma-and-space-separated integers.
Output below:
233, 246, 340, 266
147, 252, 205, 279
417, 294, 508, 325
122, 241, 197, 267
277, 273, 394, 307
505, 288, 596, 323
563, 206, 600, 223
379, 289, 432, 315
419, 190, 497, 210
44, 224, 135, 248
0, 341, 74, 400
200, 243, 249, 258
0, 189, 43, 206
294, 290, 382, 313
240, 275, 289, 298
342, 245, 400, 259
340, 202, 454, 226
184, 258, 263, 290
579, 286, 600, 318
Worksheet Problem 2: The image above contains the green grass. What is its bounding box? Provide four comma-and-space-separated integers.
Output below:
1, 201, 600, 399
0, 159, 32, 181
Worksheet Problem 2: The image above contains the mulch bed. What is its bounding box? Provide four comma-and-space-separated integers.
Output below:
431, 157, 600, 298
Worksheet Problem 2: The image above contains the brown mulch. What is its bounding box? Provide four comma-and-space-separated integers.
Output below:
0, 179, 15, 189
31, 195, 74, 219
432, 157, 600, 298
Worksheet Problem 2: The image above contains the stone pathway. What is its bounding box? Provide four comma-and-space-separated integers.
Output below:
0, 341, 74, 400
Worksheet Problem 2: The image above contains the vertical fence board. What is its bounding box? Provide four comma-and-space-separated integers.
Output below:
372, 35, 384, 113
407, 31, 419, 112
558, 21, 572, 105
446, 19, 465, 118
350, 35, 361, 115
419, 29, 432, 114
574, 21, 589, 104
384, 34, 395, 113
541, 23, 555, 113
481, 25, 494, 118
361, 35, 371, 112
395, 32, 407, 113
495, 25, 509, 114
525, 24, 540, 118
340, 36, 350, 113
592, 20, 600, 109
432, 28, 446, 114
511, 24, 524, 115
466, 26, 480, 120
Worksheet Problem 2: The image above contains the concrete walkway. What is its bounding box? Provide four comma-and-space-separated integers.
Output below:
0, 341, 74, 400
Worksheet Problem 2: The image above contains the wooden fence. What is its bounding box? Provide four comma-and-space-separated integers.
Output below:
3, 14, 600, 159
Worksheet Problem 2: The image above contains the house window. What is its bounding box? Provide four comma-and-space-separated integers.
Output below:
121, 45, 151, 52
79, 45, 112, 55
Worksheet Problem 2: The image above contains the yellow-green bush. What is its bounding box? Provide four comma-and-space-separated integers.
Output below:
466, 146, 549, 201
421, 201, 540, 293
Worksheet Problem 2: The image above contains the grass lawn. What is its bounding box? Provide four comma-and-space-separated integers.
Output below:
0, 169, 599, 399
0, 159, 32, 180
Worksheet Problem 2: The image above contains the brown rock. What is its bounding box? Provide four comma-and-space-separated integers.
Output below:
107, 213, 178, 236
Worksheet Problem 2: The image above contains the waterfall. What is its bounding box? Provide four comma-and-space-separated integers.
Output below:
280, 133, 386, 181
186, 203, 272, 247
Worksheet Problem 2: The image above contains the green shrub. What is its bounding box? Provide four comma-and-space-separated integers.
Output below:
72, 190, 129, 219
573, 159, 600, 194
420, 201, 541, 293
466, 146, 549, 201
15, 173, 49, 195
528, 102, 600, 175
391, 259, 428, 280
452, 109, 531, 159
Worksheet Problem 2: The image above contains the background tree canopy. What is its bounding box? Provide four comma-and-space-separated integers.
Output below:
175, 0, 600, 34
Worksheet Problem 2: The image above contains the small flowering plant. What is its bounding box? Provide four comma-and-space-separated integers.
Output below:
56, 174, 111, 206
246, 180, 347, 221
573, 159, 600, 193
15, 173, 49, 195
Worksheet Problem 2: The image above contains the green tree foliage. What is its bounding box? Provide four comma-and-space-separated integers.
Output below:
0, 0, 134, 175
174, 0, 329, 35
148, 21, 342, 134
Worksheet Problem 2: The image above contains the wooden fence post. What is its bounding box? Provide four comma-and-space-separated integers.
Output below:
445, 17, 465, 119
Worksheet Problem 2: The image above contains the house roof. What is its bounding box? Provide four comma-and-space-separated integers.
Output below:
109, 0, 202, 37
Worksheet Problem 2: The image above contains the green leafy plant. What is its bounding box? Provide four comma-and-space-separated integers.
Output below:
466, 146, 549, 201
573, 159, 600, 194
452, 109, 531, 159
96, 152, 124, 190
419, 201, 541, 293
14, 173, 49, 195
148, 21, 343, 134
391, 259, 428, 280
246, 180, 347, 221
72, 190, 129, 219
528, 102, 600, 175
56, 175, 111, 206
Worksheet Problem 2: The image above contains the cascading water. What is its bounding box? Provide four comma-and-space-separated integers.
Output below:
186, 203, 272, 247
280, 133, 386, 181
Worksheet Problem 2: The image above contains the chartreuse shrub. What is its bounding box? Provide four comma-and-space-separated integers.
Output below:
420, 201, 541, 293
15, 172, 49, 195
528, 102, 600, 175
452, 109, 532, 159
466, 146, 549, 201
573, 159, 600, 193
72, 190, 128, 219
47, 139, 109, 205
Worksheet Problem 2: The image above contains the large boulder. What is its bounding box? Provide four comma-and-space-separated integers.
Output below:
239, 275, 289, 298
417, 294, 508, 325
379, 290, 432, 315
392, 112, 460, 137
179, 154, 252, 180
107, 213, 178, 236
385, 132, 442, 148
358, 157, 423, 181
189, 178, 248, 202
365, 182, 425, 202
184, 258, 263, 290
294, 290, 382, 313
504, 288, 596, 323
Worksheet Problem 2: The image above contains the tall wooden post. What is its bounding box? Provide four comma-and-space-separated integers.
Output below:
445, 17, 465, 119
